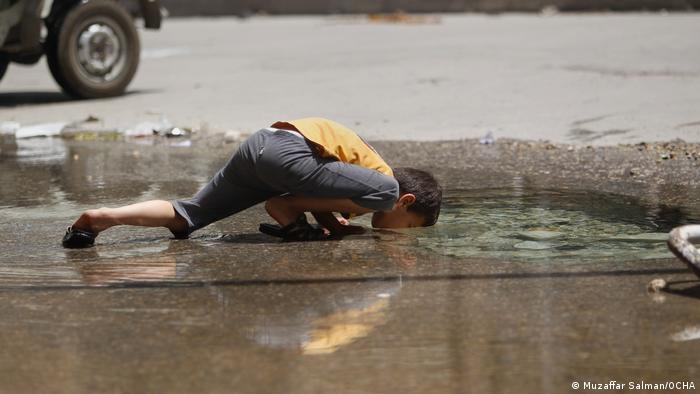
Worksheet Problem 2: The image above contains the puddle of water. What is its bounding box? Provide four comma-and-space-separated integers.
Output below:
416, 189, 700, 263
2, 138, 699, 269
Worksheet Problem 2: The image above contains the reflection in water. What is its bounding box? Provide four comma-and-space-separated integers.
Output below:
249, 282, 398, 355
0, 137, 225, 210
74, 240, 408, 355
3, 138, 68, 163
302, 299, 389, 355
73, 241, 193, 285
417, 189, 700, 262
79, 256, 180, 285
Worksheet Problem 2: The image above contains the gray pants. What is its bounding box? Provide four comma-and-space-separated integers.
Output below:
171, 128, 399, 236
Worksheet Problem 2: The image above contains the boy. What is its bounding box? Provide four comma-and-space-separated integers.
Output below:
62, 117, 442, 248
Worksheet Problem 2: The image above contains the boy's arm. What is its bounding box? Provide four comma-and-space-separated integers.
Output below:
265, 196, 373, 233
311, 212, 364, 235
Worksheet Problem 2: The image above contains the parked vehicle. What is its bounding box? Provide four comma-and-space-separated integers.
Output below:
0, 0, 162, 98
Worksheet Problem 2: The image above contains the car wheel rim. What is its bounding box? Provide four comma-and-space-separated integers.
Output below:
75, 21, 127, 84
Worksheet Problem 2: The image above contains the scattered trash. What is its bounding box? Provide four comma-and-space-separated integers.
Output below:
646, 278, 667, 293
540, 5, 559, 16
124, 121, 169, 137
0, 121, 20, 135
163, 127, 189, 138
479, 131, 495, 145
123, 115, 191, 139
224, 130, 243, 143
367, 11, 441, 24
61, 130, 122, 141
15, 122, 67, 139
123, 115, 175, 137
670, 326, 700, 342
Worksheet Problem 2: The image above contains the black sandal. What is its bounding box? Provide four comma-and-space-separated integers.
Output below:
62, 226, 96, 249
259, 214, 328, 242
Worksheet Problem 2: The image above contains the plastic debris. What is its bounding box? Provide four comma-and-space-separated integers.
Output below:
163, 127, 188, 138
224, 130, 243, 143
124, 115, 172, 137
124, 121, 169, 137
670, 326, 700, 342
0, 121, 20, 135
540, 5, 559, 16
647, 278, 667, 293
15, 122, 67, 139
367, 11, 440, 24
479, 131, 495, 145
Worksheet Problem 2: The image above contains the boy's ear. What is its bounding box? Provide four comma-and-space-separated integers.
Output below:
398, 193, 416, 207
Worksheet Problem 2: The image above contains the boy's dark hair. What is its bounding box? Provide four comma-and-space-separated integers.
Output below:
393, 167, 442, 226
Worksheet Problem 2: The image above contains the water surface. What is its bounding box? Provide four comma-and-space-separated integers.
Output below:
415, 189, 699, 262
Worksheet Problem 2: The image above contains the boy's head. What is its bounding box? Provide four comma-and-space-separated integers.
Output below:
372, 167, 442, 228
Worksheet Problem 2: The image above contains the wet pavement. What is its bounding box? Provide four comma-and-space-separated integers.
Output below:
2, 136, 700, 393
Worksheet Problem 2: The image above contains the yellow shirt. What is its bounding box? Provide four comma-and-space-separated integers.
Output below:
270, 117, 393, 177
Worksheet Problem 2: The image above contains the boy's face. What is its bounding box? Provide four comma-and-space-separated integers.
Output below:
371, 193, 425, 229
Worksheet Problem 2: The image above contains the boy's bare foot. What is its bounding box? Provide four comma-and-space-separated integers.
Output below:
71, 208, 113, 235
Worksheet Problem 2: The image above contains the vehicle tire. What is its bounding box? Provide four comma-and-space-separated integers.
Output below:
0, 59, 7, 82
46, 0, 140, 98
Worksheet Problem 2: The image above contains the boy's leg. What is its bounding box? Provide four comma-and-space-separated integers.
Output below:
255, 131, 399, 230
170, 129, 281, 236
70, 129, 280, 238
71, 200, 187, 235
265, 196, 373, 227
170, 169, 277, 237
256, 131, 399, 212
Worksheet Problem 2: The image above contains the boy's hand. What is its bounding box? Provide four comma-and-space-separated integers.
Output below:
336, 216, 365, 235
312, 212, 365, 236
265, 196, 372, 239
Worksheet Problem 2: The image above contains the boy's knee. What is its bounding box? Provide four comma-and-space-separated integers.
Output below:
378, 177, 400, 202
264, 197, 282, 214
353, 177, 399, 212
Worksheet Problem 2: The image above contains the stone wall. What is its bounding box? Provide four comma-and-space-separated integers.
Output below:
160, 0, 699, 16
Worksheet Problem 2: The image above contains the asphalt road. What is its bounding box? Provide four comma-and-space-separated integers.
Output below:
1, 13, 700, 144
2, 136, 700, 393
